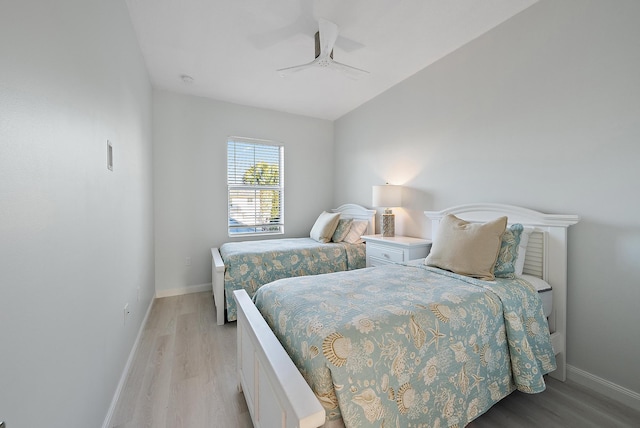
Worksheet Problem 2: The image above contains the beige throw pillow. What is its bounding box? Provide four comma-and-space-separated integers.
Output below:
425, 214, 508, 281
310, 211, 341, 243
343, 220, 369, 244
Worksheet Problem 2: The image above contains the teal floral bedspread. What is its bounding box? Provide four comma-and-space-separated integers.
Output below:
254, 259, 556, 427
221, 238, 365, 322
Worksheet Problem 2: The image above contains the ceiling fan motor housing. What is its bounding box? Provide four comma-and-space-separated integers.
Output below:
315, 31, 333, 59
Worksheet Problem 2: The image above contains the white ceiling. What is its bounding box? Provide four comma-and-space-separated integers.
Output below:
125, 0, 537, 120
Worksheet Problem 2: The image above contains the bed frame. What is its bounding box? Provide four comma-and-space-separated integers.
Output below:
212, 204, 376, 325
233, 203, 579, 428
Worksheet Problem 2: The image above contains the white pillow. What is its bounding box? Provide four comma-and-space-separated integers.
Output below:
343, 220, 368, 244
514, 227, 533, 275
310, 211, 341, 243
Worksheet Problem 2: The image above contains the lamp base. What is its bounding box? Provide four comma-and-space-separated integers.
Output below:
382, 213, 395, 237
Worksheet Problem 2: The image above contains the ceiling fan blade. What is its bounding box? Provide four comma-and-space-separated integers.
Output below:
329, 60, 370, 79
276, 59, 318, 77
317, 18, 338, 58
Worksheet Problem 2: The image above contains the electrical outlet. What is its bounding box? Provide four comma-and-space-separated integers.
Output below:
123, 303, 130, 325
185, 256, 192, 266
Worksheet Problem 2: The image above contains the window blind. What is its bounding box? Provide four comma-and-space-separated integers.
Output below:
227, 138, 284, 236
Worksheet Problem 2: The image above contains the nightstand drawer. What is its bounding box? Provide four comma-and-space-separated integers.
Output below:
367, 243, 405, 263
362, 235, 432, 268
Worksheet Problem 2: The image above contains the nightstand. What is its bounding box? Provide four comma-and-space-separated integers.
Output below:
362, 235, 432, 267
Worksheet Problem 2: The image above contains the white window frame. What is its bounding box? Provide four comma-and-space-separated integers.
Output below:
227, 137, 284, 237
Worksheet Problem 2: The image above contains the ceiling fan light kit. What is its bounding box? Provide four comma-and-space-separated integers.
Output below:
277, 18, 369, 79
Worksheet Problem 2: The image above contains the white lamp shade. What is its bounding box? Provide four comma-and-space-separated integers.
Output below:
372, 185, 402, 208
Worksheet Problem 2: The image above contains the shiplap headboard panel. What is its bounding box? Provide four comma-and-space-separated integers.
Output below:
523, 230, 545, 279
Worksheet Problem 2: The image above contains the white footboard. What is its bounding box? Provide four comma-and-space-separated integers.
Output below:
211, 248, 226, 325
233, 289, 325, 428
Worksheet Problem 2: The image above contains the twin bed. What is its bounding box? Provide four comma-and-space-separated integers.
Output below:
232, 203, 579, 428
211, 204, 376, 325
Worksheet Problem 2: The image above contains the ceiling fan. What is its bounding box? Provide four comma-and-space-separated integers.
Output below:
277, 18, 369, 79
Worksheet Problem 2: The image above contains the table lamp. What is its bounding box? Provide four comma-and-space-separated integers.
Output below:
372, 184, 402, 237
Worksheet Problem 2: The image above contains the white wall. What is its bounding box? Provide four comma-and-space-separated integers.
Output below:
334, 0, 640, 405
0, 1, 154, 427
153, 89, 334, 295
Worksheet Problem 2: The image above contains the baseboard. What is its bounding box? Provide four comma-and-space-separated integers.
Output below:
101, 297, 155, 428
567, 364, 640, 412
155, 282, 213, 298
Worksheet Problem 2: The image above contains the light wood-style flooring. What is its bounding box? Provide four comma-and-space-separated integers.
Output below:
110, 291, 640, 428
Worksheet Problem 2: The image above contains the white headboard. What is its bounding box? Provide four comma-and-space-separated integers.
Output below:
333, 203, 376, 235
424, 203, 579, 381
425, 203, 579, 280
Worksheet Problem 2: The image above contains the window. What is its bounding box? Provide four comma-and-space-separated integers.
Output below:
227, 137, 284, 236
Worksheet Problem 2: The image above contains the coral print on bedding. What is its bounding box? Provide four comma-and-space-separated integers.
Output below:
221, 238, 365, 321
254, 260, 556, 428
